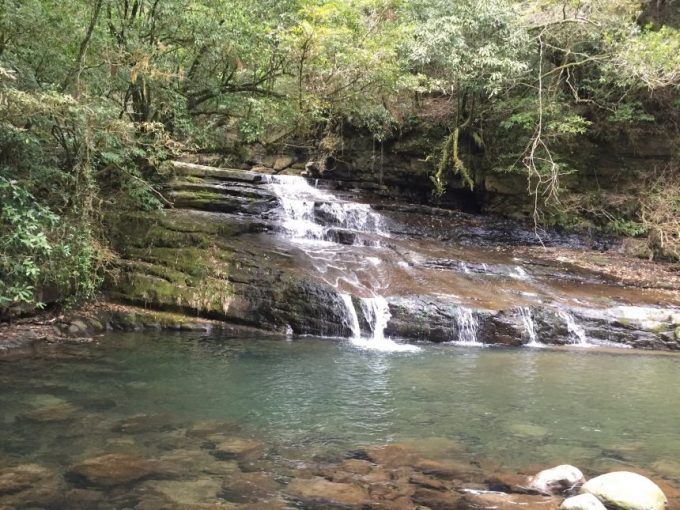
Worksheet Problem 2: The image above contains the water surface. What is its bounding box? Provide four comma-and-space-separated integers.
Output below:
2, 332, 680, 482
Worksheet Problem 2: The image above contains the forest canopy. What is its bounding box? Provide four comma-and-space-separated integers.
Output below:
1, 0, 679, 314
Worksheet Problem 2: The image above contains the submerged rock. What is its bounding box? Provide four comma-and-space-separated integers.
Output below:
286, 477, 370, 508
411, 486, 461, 509
67, 453, 162, 487
0, 464, 64, 508
580, 471, 667, 510
355, 444, 422, 468
529, 465, 585, 495
457, 491, 560, 509
16, 402, 80, 423
220, 472, 280, 503
112, 413, 183, 434
561, 493, 607, 510
208, 437, 263, 461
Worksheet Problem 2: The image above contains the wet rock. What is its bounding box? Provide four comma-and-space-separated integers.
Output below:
410, 472, 452, 491
529, 465, 585, 495
340, 458, 375, 475
63, 488, 106, 509
485, 472, 532, 494
112, 413, 183, 434
239, 498, 289, 510
67, 453, 163, 487
286, 477, 370, 508
414, 459, 479, 481
16, 402, 80, 423
185, 419, 242, 439
508, 423, 549, 438
580, 471, 667, 510
561, 493, 607, 510
479, 311, 527, 346
207, 437, 263, 461
137, 478, 223, 506
0, 464, 64, 508
158, 448, 238, 478
356, 444, 422, 468
411, 487, 461, 509
457, 491, 560, 509
220, 472, 280, 503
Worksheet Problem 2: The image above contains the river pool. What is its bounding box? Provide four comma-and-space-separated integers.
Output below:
1, 332, 679, 508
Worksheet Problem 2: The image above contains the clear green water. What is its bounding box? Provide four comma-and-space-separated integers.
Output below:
2, 332, 680, 480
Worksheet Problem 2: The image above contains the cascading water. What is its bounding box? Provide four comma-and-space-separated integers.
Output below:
340, 294, 361, 338
452, 307, 480, 345
265, 175, 385, 242
519, 307, 541, 346
360, 296, 392, 342
267, 175, 418, 352
559, 310, 589, 345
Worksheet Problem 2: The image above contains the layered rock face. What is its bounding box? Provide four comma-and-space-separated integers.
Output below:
105, 161, 680, 349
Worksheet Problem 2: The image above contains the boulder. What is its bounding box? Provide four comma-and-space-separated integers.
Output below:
220, 472, 280, 503
529, 465, 585, 495
412, 486, 461, 509
67, 453, 161, 487
414, 459, 479, 481
561, 493, 607, 510
356, 443, 422, 468
581, 471, 667, 510
208, 437, 263, 460
0, 464, 64, 508
286, 477, 369, 508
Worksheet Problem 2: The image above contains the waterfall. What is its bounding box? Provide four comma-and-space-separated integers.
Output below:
519, 307, 541, 346
265, 175, 385, 242
356, 296, 419, 352
340, 294, 361, 338
269, 175, 417, 352
453, 307, 480, 345
360, 296, 392, 342
559, 310, 589, 345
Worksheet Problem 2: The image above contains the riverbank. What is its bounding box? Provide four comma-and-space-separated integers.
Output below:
0, 302, 269, 357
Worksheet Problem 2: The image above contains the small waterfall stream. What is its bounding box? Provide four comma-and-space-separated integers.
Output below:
559, 310, 589, 345
452, 307, 480, 345
519, 307, 541, 347
267, 175, 417, 351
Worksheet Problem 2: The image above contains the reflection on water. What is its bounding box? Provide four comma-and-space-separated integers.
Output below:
2, 332, 680, 490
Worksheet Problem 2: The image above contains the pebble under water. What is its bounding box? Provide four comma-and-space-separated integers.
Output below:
2, 332, 680, 508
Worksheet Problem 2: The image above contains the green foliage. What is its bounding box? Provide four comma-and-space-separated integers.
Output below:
606, 219, 648, 237
1, 0, 679, 313
0, 178, 56, 309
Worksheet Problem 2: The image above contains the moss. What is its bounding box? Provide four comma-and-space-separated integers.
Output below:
112, 271, 235, 318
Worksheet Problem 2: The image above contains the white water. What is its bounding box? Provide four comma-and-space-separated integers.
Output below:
340, 294, 418, 352
559, 310, 589, 345
519, 307, 541, 346
452, 306, 480, 345
265, 175, 385, 242
269, 175, 417, 352
340, 294, 362, 338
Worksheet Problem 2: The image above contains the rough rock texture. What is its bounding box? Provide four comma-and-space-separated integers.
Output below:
529, 465, 585, 496
66, 453, 165, 487
561, 493, 608, 510
95, 161, 680, 351
0, 464, 64, 508
286, 477, 371, 508
457, 491, 560, 510
581, 471, 667, 510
